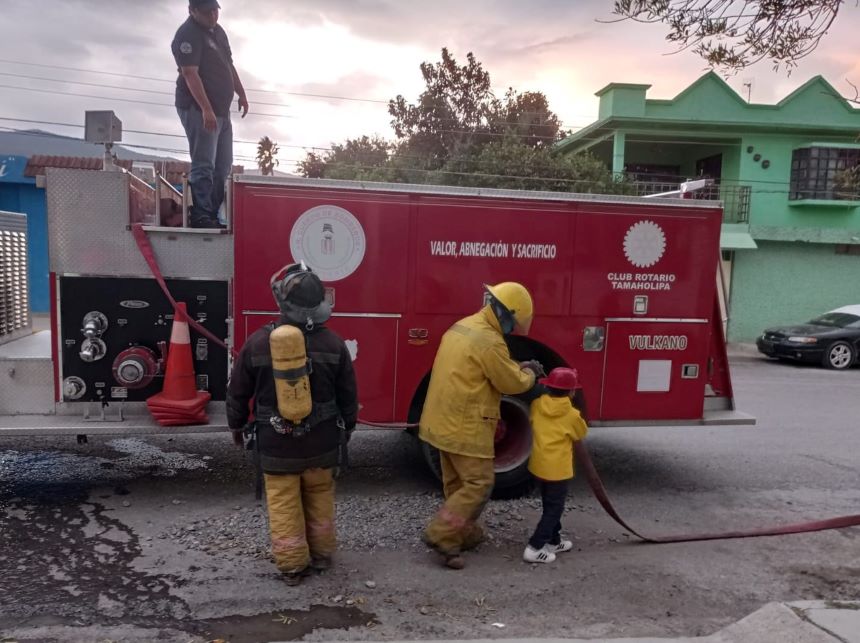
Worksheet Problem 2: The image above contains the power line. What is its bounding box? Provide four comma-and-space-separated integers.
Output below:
0, 84, 293, 119
250, 159, 799, 194
0, 115, 322, 150
2, 125, 807, 195
0, 58, 388, 104
1, 115, 747, 156
0, 116, 803, 187
0, 58, 608, 120
0, 58, 594, 125
0, 84, 576, 136
0, 126, 257, 163
0, 69, 591, 130
0, 71, 293, 110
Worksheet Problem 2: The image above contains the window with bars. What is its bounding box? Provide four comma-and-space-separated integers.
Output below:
789, 146, 860, 201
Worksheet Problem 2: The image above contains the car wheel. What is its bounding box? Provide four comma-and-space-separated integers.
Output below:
822, 341, 856, 370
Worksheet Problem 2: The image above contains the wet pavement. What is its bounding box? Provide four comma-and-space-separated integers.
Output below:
0, 439, 380, 642
0, 356, 858, 642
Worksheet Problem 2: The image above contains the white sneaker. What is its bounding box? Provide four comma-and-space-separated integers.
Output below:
547, 539, 573, 553
523, 545, 556, 564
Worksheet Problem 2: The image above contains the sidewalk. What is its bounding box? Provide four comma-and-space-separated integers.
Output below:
342, 601, 859, 643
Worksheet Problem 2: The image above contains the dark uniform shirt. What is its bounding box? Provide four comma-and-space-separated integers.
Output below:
171, 17, 235, 117
226, 322, 359, 474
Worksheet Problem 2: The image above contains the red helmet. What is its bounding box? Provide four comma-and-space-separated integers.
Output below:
539, 367, 581, 391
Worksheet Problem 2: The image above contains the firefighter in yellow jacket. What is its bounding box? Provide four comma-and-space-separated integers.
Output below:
420, 282, 543, 569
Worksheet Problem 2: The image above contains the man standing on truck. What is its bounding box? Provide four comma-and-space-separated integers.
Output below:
171, 0, 249, 229
420, 282, 543, 569
226, 263, 358, 585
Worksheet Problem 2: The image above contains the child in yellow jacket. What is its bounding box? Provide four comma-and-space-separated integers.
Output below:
523, 367, 588, 564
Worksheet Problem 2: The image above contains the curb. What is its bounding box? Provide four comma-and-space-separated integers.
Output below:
726, 342, 765, 363
316, 601, 860, 643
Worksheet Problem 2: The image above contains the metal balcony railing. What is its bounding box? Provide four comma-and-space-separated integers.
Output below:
630, 182, 751, 223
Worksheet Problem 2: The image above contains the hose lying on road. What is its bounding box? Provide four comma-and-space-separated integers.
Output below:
355, 421, 860, 542
358, 419, 419, 429
574, 441, 860, 543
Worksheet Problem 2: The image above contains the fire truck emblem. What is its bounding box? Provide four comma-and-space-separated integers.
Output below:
290, 205, 366, 281
623, 221, 666, 268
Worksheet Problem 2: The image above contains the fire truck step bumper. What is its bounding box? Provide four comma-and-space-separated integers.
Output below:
0, 409, 229, 436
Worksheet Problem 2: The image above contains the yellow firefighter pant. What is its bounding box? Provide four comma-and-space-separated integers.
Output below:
264, 468, 336, 573
424, 451, 495, 555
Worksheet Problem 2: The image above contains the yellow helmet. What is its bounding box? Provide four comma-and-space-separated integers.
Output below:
485, 282, 534, 335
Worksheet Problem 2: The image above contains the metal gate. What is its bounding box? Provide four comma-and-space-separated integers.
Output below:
0, 211, 30, 346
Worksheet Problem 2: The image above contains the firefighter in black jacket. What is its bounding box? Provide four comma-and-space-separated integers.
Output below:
227, 263, 358, 585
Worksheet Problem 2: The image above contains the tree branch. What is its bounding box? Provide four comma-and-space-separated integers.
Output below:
611, 0, 845, 71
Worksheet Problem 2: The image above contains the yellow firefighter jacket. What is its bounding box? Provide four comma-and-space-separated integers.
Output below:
419, 307, 536, 459
528, 394, 589, 481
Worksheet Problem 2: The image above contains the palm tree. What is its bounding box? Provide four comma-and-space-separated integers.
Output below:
256, 136, 280, 176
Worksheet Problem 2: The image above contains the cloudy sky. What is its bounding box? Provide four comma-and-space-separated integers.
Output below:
1, 0, 857, 172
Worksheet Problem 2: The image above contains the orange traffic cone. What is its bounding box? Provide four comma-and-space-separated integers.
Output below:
146, 302, 211, 426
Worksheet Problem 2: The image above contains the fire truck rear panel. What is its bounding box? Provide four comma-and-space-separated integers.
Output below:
233, 177, 727, 426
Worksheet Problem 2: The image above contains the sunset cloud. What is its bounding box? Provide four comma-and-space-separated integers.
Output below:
0, 0, 856, 170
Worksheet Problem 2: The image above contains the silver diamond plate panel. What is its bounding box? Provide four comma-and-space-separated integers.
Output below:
0, 357, 55, 415
0, 331, 54, 415
48, 169, 233, 279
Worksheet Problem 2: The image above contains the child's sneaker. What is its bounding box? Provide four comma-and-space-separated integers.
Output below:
523, 545, 556, 564
547, 539, 573, 554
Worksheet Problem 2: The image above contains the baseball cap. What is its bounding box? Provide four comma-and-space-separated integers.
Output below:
190, 0, 220, 9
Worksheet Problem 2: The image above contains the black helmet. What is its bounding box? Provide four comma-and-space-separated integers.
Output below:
270, 262, 332, 327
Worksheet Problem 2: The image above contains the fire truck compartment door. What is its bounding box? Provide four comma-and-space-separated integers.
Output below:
599, 320, 709, 421
243, 314, 399, 423
326, 315, 399, 422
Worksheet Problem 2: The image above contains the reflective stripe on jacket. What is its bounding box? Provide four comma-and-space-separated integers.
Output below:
419, 306, 535, 459
528, 394, 589, 481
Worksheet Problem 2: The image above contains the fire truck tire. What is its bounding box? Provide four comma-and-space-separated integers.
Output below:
418, 394, 535, 498
419, 440, 534, 499
410, 338, 573, 498
419, 440, 443, 480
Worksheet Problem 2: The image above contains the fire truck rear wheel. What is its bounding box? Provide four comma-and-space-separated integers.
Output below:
419, 397, 534, 499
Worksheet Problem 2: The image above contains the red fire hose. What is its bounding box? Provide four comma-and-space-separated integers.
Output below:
132, 224, 236, 357
574, 441, 860, 543
342, 418, 860, 542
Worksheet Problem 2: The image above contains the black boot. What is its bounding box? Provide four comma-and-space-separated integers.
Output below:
188, 214, 225, 229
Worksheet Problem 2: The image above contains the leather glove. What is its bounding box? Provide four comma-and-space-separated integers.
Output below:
519, 359, 546, 378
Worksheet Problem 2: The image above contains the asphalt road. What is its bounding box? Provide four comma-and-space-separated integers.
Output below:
0, 355, 858, 642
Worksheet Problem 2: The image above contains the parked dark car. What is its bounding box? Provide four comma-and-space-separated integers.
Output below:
756, 306, 860, 370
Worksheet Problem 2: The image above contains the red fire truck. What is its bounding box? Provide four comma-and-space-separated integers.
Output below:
0, 168, 752, 492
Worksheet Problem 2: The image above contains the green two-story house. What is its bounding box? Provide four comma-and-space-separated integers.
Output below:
557, 72, 860, 342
